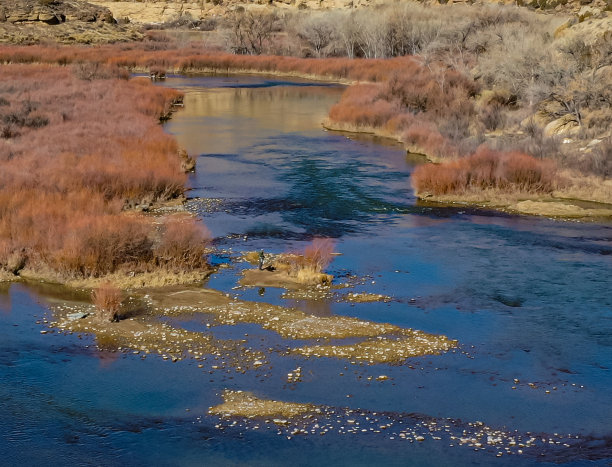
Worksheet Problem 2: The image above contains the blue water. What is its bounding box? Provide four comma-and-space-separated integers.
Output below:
1, 75, 611, 466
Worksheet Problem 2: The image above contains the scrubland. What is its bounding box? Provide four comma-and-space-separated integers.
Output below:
218, 5, 611, 208
0, 1, 610, 246
0, 63, 211, 283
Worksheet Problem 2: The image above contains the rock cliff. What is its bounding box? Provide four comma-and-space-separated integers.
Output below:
0, 0, 141, 43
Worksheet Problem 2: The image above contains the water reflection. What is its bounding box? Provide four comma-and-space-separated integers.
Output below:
0, 283, 10, 314
163, 80, 343, 157
285, 298, 333, 317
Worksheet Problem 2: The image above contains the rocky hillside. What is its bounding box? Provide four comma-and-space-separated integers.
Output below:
88, 0, 369, 25
89, 0, 611, 25
0, 0, 141, 43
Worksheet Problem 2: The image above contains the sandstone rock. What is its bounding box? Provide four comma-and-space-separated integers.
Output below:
0, 0, 142, 44
544, 115, 580, 137
3, 0, 115, 25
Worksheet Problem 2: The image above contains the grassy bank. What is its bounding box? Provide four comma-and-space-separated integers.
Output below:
0, 63, 211, 284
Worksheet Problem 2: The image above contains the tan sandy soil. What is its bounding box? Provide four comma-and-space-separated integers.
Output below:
18, 268, 213, 289
209, 390, 318, 418
510, 200, 612, 218
420, 189, 612, 219
51, 298, 265, 368
294, 333, 457, 364
240, 268, 332, 289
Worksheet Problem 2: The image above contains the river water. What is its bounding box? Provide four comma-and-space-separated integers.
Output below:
1, 75, 611, 466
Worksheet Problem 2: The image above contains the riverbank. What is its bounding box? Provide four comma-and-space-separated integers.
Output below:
323, 121, 612, 219
0, 62, 211, 286
1, 42, 610, 221
414, 162, 612, 219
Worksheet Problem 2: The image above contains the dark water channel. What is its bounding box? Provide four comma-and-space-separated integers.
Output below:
1, 75, 611, 466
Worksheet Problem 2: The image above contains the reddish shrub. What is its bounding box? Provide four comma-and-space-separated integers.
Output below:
52, 215, 154, 278
0, 63, 207, 279
303, 238, 335, 272
154, 216, 211, 271
92, 283, 122, 322
403, 123, 458, 159
412, 146, 556, 195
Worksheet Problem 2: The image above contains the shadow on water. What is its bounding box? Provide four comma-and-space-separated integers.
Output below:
0, 282, 10, 314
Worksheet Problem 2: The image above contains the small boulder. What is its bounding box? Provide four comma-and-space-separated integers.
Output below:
544, 115, 580, 137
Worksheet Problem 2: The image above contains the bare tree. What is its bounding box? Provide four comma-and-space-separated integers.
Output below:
335, 11, 359, 59
227, 10, 279, 55
296, 13, 336, 57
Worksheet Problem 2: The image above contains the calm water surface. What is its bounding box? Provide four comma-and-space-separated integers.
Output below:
1, 75, 611, 466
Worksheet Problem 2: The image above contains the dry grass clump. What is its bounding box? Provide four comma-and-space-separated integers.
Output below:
412, 146, 557, 196
92, 283, 122, 322
287, 238, 335, 285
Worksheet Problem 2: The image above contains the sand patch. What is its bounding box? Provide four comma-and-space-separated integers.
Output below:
294, 333, 457, 364
511, 200, 612, 218
343, 292, 392, 303
240, 269, 323, 290
209, 390, 317, 419
149, 288, 404, 340
51, 300, 264, 369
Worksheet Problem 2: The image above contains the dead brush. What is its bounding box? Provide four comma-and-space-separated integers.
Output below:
153, 215, 211, 271
412, 145, 557, 195
288, 238, 335, 285
92, 283, 122, 322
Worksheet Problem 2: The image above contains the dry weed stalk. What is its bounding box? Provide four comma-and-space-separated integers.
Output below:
289, 238, 335, 285
92, 283, 122, 322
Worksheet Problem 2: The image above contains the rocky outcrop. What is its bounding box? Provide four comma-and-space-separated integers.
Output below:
88, 0, 612, 25
0, 0, 143, 43
88, 0, 384, 24
0, 0, 115, 26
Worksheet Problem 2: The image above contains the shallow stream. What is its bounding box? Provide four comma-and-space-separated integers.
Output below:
1, 75, 611, 466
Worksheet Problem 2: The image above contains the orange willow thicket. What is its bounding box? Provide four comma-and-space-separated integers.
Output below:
412, 146, 557, 195
0, 43, 416, 82
0, 43, 561, 244
0, 63, 210, 278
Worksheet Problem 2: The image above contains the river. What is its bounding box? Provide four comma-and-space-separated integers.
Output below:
1, 75, 611, 466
